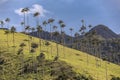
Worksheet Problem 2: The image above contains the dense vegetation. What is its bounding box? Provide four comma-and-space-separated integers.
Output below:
0, 51, 94, 80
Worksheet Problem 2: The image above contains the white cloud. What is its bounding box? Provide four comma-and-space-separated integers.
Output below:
15, 8, 24, 16
15, 4, 49, 17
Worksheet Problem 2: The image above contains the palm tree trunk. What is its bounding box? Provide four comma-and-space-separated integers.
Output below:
28, 33, 30, 52
23, 12, 26, 32
6, 33, 9, 51
50, 24, 53, 57
105, 61, 108, 80
56, 38, 59, 57
38, 32, 41, 52
13, 33, 15, 53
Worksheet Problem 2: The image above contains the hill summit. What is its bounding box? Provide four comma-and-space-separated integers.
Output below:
90, 25, 119, 39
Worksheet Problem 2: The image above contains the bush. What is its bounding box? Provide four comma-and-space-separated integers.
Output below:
54, 56, 59, 61
19, 43, 26, 47
36, 53, 45, 62
111, 76, 120, 80
31, 42, 38, 49
17, 48, 23, 55
74, 74, 93, 80
0, 57, 5, 65
30, 48, 36, 53
45, 41, 50, 46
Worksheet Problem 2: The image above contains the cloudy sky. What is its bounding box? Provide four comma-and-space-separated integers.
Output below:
0, 0, 120, 34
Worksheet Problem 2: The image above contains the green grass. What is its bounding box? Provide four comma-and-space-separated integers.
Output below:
0, 29, 120, 80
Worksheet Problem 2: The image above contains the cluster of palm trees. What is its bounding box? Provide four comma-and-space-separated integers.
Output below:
0, 18, 16, 52
1, 6, 120, 80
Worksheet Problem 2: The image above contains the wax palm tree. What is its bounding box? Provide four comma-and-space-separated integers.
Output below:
61, 23, 66, 44
33, 12, 40, 26
34, 12, 43, 46
11, 26, 16, 53
24, 7, 29, 26
52, 25, 58, 42
31, 27, 35, 41
48, 18, 55, 57
102, 56, 108, 80
69, 28, 73, 48
25, 25, 31, 52
92, 37, 100, 67
43, 21, 47, 40
45, 41, 50, 58
48, 18, 55, 41
5, 18, 10, 50
59, 21, 66, 57
74, 32, 79, 49
53, 31, 60, 57
11, 26, 16, 47
5, 18, 10, 30
36, 25, 42, 52
19, 43, 26, 74
0, 21, 4, 28
4, 30, 10, 50
21, 7, 29, 32
58, 20, 65, 43
80, 20, 90, 66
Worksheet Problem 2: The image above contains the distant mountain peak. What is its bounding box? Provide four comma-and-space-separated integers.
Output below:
89, 24, 119, 39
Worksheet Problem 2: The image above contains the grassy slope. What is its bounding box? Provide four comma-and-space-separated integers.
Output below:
0, 30, 120, 80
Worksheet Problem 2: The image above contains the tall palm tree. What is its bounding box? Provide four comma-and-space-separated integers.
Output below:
69, 28, 73, 48
61, 23, 66, 44
24, 7, 29, 26
4, 30, 9, 50
43, 21, 47, 40
74, 32, 79, 49
5, 18, 10, 30
59, 20, 66, 57
48, 18, 55, 41
102, 56, 108, 80
5, 18, 10, 50
33, 12, 40, 26
25, 25, 31, 52
53, 31, 60, 57
0, 21, 4, 28
36, 25, 42, 52
48, 18, 55, 57
31, 27, 35, 41
11, 26, 16, 53
21, 8, 26, 32
45, 41, 50, 58
21, 7, 29, 32
80, 20, 90, 66
58, 20, 65, 43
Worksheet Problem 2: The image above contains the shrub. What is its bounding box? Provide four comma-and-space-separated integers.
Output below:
17, 48, 23, 55
53, 56, 59, 61
31, 42, 38, 49
111, 76, 120, 80
30, 48, 35, 53
36, 53, 45, 62
19, 43, 26, 47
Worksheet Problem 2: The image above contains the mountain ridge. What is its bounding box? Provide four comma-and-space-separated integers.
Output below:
89, 24, 120, 39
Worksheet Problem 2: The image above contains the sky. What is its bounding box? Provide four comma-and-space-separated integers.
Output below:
0, 0, 120, 35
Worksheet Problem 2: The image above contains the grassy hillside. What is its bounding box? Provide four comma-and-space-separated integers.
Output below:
0, 29, 120, 80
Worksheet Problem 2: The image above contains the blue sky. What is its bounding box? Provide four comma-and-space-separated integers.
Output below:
0, 0, 120, 35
